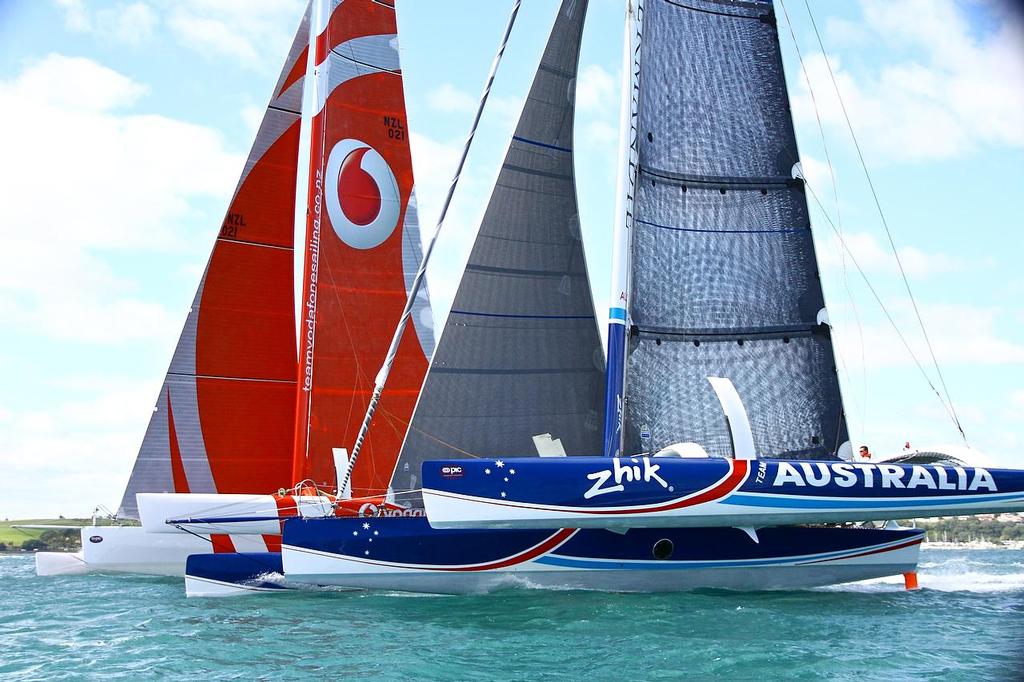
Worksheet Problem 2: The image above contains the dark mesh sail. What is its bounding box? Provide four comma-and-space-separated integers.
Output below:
391, 0, 604, 499
624, 0, 848, 459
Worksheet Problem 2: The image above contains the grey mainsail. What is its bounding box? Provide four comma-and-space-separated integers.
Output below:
390, 0, 604, 500
623, 0, 849, 459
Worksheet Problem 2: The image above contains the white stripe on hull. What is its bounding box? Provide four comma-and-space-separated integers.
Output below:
280, 542, 920, 595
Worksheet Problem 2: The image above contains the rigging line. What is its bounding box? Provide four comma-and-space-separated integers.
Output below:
802, 179, 965, 434
777, 0, 867, 440
801, 0, 966, 444
339, 0, 523, 498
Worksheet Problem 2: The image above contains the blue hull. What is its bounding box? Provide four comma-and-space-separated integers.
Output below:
277, 517, 924, 594
422, 457, 1024, 529
184, 552, 288, 597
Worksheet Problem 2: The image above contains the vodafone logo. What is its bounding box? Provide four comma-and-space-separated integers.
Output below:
324, 139, 401, 249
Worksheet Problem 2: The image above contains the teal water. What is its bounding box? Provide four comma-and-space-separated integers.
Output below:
2, 548, 1023, 680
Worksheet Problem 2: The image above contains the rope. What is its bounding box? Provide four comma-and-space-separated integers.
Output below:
340, 0, 523, 496
776, 0, 868, 440
799, 0, 967, 444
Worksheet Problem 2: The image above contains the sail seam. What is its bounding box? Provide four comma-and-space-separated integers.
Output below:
330, 48, 400, 75
450, 309, 594, 320
501, 163, 572, 180
640, 166, 798, 188
216, 237, 294, 251
431, 367, 597, 376
512, 135, 572, 153
168, 372, 297, 384
465, 264, 583, 278
635, 219, 808, 235
659, 0, 767, 21
266, 103, 301, 116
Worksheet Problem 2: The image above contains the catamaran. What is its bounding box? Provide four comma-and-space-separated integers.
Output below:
40, 0, 1024, 594
186, 0, 1024, 596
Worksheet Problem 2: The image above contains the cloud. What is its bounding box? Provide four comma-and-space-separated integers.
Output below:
0, 378, 161, 518
164, 0, 306, 69
575, 64, 616, 113
55, 0, 306, 69
55, 1, 159, 46
0, 54, 242, 344
788, 0, 1024, 163
831, 301, 1024, 370
426, 83, 477, 113
818, 231, 961, 279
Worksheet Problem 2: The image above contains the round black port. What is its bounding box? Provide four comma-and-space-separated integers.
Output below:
653, 539, 674, 560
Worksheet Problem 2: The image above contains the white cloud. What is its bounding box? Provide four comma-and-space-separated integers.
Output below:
1009, 390, 1024, 416
575, 64, 616, 113
163, 0, 306, 70
789, 0, 1024, 162
832, 301, 1024, 370
0, 378, 160, 518
426, 83, 477, 113
819, 231, 961, 279
0, 54, 241, 345
167, 11, 260, 65
55, 1, 159, 46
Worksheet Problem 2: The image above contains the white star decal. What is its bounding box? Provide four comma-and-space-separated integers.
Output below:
495, 460, 505, 468
500, 491, 507, 498
364, 550, 370, 555
352, 531, 358, 536
373, 530, 379, 536
485, 468, 491, 475
362, 523, 370, 530
509, 468, 516, 475
503, 477, 509, 482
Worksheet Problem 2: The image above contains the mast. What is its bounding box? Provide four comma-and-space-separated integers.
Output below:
602, 0, 643, 458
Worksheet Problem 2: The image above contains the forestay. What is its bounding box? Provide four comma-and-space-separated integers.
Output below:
623, 0, 849, 459
390, 0, 605, 502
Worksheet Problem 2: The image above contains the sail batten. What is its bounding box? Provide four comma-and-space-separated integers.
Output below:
623, 0, 848, 460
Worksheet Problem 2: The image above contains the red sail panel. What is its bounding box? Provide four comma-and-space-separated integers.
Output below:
117, 7, 311, 518
293, 0, 434, 497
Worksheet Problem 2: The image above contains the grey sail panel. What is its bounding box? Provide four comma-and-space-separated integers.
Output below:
391, 0, 603, 499
624, 0, 848, 459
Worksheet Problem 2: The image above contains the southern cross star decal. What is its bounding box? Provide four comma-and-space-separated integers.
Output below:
500, 491, 507, 498
362, 522, 370, 530
495, 460, 505, 468
509, 468, 516, 475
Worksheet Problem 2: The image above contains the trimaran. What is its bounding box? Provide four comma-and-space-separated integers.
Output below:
37, 0, 1024, 597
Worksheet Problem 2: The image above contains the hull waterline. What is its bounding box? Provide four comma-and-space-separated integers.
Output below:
34, 526, 276, 577
273, 517, 923, 595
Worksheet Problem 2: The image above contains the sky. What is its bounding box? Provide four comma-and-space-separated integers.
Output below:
0, 0, 1021, 519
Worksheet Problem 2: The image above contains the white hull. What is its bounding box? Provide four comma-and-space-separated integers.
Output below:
35, 550, 89, 576
138, 492, 333, 535
280, 541, 920, 595
33, 526, 273, 577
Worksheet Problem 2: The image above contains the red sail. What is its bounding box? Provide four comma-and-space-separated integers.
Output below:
293, 0, 434, 497
117, 8, 311, 518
